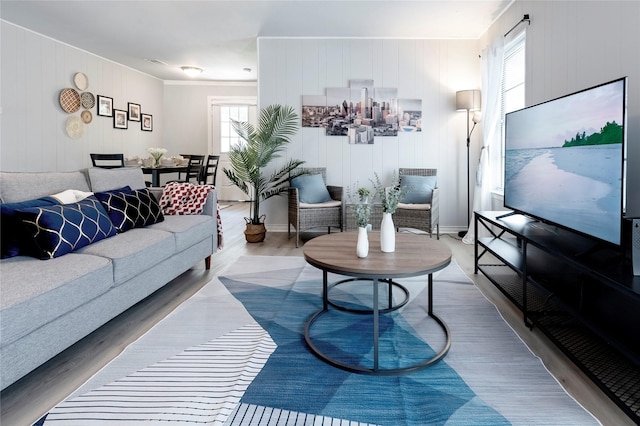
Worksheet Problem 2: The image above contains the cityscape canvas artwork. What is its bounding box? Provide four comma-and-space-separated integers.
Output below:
301, 79, 422, 144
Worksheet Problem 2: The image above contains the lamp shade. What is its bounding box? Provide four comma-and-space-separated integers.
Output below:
456, 90, 481, 111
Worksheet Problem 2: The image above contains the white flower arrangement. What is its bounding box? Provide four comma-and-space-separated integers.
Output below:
147, 147, 168, 167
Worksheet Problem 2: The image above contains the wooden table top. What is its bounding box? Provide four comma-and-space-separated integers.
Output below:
303, 232, 452, 278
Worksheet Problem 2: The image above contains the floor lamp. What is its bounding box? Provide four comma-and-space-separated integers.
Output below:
456, 90, 481, 237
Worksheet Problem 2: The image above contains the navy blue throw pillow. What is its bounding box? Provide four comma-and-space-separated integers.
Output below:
94, 188, 164, 232
16, 196, 117, 259
1, 196, 61, 258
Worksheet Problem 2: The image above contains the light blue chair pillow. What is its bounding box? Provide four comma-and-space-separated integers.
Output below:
291, 174, 332, 204
400, 175, 437, 204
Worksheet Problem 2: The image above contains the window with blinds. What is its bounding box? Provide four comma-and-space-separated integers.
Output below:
499, 31, 526, 189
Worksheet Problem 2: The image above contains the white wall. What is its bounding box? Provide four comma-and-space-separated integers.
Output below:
257, 38, 481, 231
161, 82, 257, 188
163, 81, 257, 157
481, 0, 640, 218
0, 21, 165, 172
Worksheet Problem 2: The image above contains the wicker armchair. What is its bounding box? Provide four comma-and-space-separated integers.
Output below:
392, 168, 440, 239
288, 167, 343, 247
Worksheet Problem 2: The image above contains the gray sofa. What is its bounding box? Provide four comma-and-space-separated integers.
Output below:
0, 167, 219, 390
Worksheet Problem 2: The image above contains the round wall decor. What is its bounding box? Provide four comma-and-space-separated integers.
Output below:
65, 115, 84, 139
59, 88, 81, 113
81, 92, 95, 109
73, 72, 89, 91
81, 110, 93, 124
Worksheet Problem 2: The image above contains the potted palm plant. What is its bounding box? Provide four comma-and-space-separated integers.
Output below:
223, 104, 306, 242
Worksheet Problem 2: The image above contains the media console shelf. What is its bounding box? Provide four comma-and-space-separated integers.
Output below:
474, 211, 640, 422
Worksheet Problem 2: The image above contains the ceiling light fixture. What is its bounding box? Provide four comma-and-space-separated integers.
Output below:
181, 66, 203, 77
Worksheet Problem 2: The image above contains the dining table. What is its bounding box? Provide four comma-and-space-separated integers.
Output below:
141, 165, 188, 187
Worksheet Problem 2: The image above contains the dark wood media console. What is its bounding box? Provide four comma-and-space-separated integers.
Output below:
474, 211, 640, 421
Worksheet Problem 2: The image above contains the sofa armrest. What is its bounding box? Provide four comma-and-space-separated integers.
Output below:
201, 190, 218, 217
431, 187, 440, 222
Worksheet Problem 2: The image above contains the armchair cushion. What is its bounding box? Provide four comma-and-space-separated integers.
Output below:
300, 200, 342, 208
400, 175, 437, 204
290, 174, 332, 204
397, 202, 431, 210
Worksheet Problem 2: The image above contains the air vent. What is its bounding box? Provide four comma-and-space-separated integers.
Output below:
144, 58, 168, 66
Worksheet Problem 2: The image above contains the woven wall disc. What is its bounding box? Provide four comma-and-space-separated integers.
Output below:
73, 72, 88, 90
65, 115, 84, 139
59, 88, 81, 113
81, 110, 93, 124
81, 92, 95, 109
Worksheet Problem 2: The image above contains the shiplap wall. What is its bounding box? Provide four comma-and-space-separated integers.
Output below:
257, 38, 481, 231
481, 0, 640, 218
0, 21, 165, 172
163, 82, 257, 157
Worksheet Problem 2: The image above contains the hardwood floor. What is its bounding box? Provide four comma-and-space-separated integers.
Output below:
0, 202, 634, 425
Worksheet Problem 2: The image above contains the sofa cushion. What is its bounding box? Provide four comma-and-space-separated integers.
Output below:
400, 175, 437, 204
87, 167, 147, 192
291, 174, 332, 204
0, 253, 113, 346
76, 228, 175, 284
0, 171, 90, 203
16, 196, 117, 259
1, 196, 61, 258
95, 188, 164, 232
149, 214, 216, 251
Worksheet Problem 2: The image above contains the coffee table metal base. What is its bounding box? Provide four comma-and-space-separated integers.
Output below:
327, 278, 410, 314
304, 273, 451, 376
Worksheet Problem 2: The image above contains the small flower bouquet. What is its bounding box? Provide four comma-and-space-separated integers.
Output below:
371, 172, 408, 214
147, 147, 168, 167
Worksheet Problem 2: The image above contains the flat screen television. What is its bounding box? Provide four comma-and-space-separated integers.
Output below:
504, 77, 627, 246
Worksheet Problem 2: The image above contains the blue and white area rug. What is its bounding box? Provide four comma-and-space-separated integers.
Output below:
37, 256, 599, 425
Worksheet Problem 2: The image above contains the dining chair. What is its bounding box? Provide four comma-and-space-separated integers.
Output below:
90, 153, 125, 169
167, 154, 205, 184
199, 155, 220, 185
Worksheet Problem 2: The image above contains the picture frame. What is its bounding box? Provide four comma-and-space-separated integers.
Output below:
97, 95, 113, 117
141, 113, 153, 132
128, 102, 141, 121
113, 109, 128, 129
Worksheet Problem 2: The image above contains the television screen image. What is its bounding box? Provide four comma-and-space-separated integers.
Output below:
504, 77, 627, 246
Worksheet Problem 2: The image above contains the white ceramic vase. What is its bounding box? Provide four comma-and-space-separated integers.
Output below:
380, 212, 395, 252
356, 226, 369, 258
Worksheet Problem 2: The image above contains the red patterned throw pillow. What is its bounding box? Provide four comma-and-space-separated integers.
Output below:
160, 182, 215, 215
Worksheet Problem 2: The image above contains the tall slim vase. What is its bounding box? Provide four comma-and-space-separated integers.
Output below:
356, 226, 369, 258
380, 212, 395, 253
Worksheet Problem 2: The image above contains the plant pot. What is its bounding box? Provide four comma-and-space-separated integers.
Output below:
244, 223, 266, 243
380, 212, 395, 252
356, 226, 369, 258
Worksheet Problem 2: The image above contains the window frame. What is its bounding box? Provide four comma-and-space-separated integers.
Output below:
498, 30, 526, 190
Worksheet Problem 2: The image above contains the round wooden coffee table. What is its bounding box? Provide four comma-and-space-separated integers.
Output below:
303, 231, 452, 375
